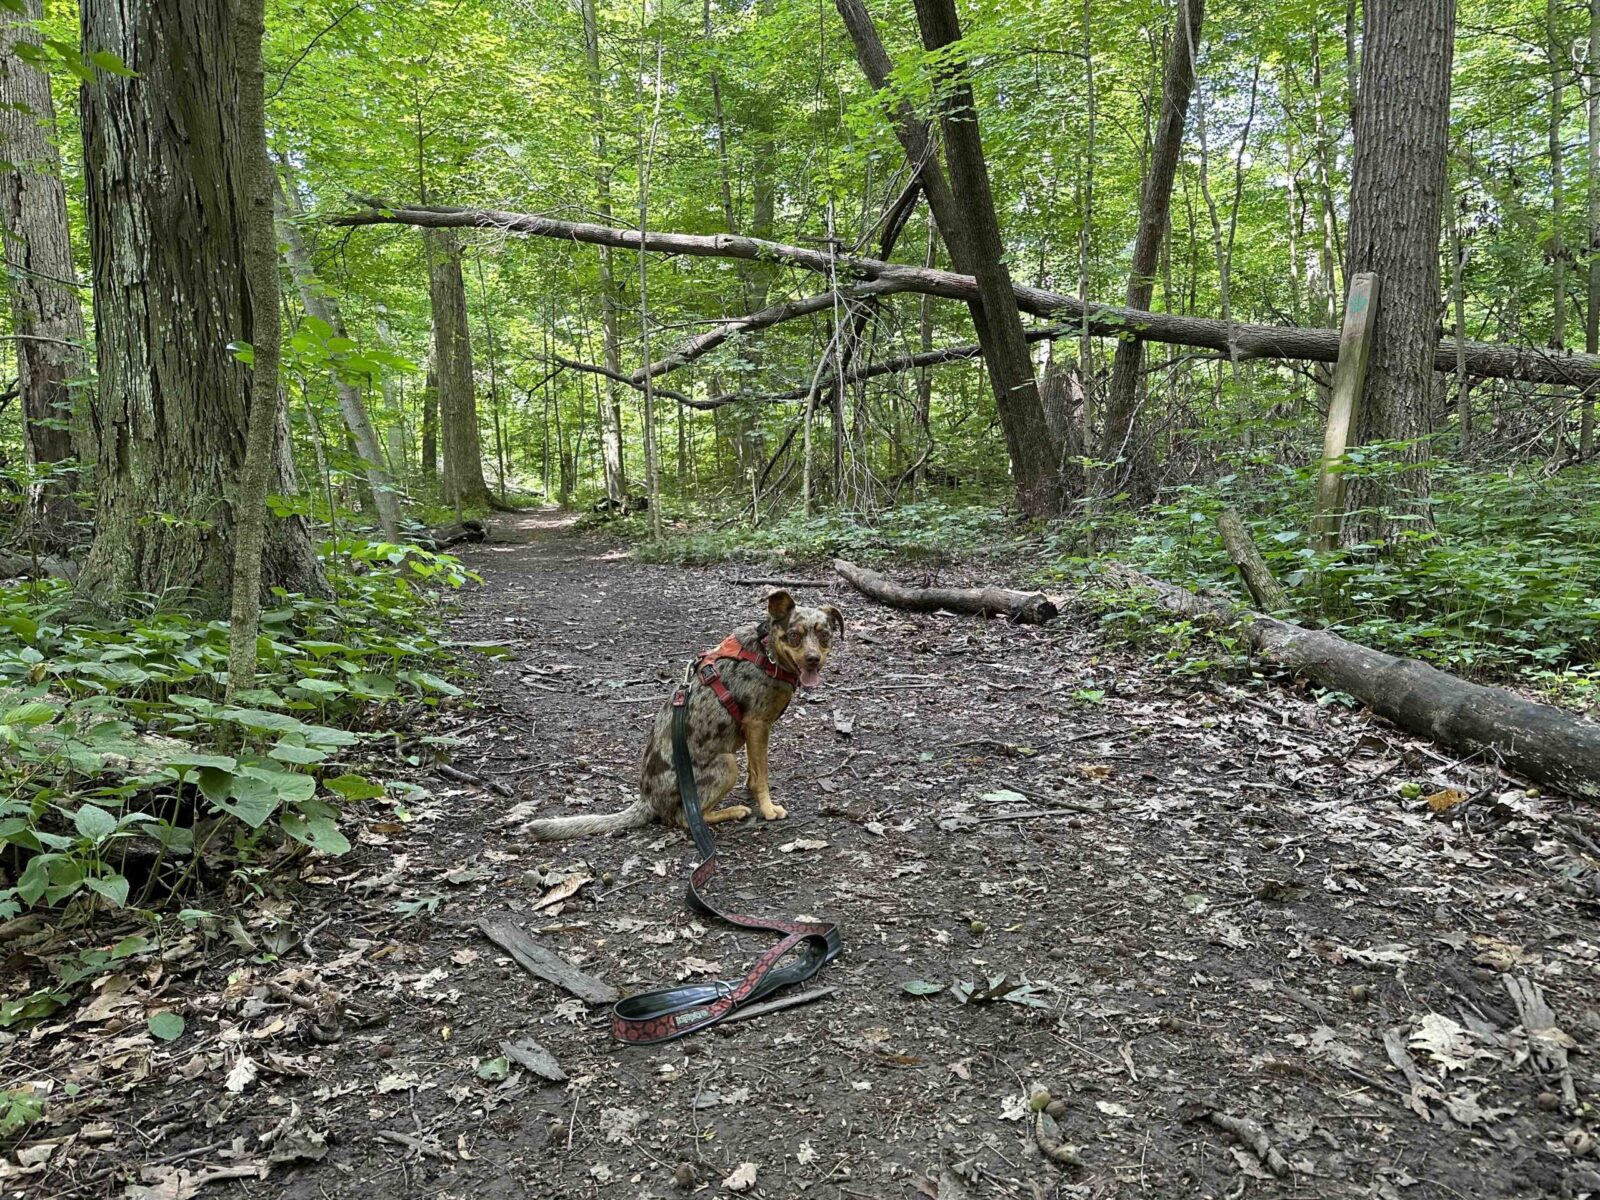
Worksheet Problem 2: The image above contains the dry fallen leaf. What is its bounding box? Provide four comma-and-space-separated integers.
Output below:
778, 838, 829, 853
722, 1161, 758, 1192
532, 873, 592, 911
1425, 788, 1469, 813
224, 1055, 259, 1094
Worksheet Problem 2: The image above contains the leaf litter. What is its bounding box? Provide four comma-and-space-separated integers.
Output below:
5, 510, 1600, 1199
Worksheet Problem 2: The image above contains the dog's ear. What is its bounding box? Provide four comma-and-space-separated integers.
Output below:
766, 588, 795, 626
821, 604, 845, 639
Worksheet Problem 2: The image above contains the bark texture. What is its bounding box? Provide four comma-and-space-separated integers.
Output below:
0, 0, 88, 545
1101, 0, 1203, 503
226, 0, 279, 698
425, 228, 491, 509
77, 0, 319, 608
834, 558, 1058, 624
914, 0, 1060, 514
1342, 0, 1456, 545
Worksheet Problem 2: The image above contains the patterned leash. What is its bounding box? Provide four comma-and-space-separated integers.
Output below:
610, 667, 842, 1044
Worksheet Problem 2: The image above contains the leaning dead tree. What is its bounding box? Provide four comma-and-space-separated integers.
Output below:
1102, 562, 1600, 800
332, 201, 1600, 390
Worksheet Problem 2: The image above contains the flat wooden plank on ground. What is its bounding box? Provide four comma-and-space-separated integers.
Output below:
478, 915, 619, 1005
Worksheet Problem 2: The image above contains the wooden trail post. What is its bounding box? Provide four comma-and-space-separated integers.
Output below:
1312, 272, 1379, 550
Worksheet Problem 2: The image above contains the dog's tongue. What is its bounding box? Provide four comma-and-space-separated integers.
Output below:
800, 666, 823, 689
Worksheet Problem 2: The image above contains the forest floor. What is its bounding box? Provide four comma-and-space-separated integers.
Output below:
12, 509, 1600, 1200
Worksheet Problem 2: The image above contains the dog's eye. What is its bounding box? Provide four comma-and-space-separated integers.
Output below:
815, 629, 830, 645
785, 629, 803, 645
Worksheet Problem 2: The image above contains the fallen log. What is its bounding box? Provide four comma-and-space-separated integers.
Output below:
333, 200, 1600, 389
415, 519, 486, 551
834, 559, 1057, 624
1101, 562, 1600, 799
0, 551, 78, 582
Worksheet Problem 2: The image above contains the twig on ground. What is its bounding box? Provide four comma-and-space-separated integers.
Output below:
435, 764, 514, 797
721, 985, 837, 1025
733, 577, 833, 587
1196, 1109, 1290, 1177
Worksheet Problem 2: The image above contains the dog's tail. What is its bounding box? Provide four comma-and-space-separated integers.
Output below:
522, 798, 652, 841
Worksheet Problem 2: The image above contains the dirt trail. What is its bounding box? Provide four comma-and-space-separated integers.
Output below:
25, 511, 1600, 1199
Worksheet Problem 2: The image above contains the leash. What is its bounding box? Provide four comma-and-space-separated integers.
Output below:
609, 654, 842, 1045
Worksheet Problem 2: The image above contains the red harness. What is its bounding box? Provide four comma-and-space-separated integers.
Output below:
695, 631, 800, 726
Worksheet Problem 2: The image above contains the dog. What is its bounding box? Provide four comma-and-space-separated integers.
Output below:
523, 589, 843, 839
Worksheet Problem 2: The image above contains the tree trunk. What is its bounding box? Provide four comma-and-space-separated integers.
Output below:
1101, 0, 1204, 505
421, 355, 438, 491
1342, 0, 1455, 548
1216, 506, 1288, 612
226, 0, 279, 698
0, 0, 88, 547
911, 0, 1060, 516
1586, 0, 1600, 456
835, 0, 1059, 513
581, 0, 626, 504
425, 228, 491, 510
78, 0, 319, 608
274, 167, 402, 538
1550, 0, 1568, 354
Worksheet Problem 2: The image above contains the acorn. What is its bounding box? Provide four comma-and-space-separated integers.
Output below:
969, 919, 987, 937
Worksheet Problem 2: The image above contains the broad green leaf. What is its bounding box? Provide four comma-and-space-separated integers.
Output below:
148, 1011, 185, 1041
85, 875, 130, 908
73, 805, 117, 843
325, 773, 384, 802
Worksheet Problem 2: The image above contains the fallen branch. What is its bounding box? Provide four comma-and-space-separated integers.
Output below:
334, 199, 1600, 388
0, 551, 78, 582
719, 984, 837, 1025
634, 279, 908, 383
732, 577, 833, 587
1102, 562, 1600, 799
415, 519, 487, 551
834, 558, 1057, 624
1215, 507, 1287, 612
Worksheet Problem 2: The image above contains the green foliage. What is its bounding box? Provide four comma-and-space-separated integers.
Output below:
1045, 460, 1600, 703
0, 542, 475, 933
0, 1087, 45, 1138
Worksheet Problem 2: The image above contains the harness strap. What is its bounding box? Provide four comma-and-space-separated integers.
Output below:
694, 631, 801, 728
609, 673, 841, 1045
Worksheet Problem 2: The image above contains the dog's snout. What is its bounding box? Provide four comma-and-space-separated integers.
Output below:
804, 652, 822, 669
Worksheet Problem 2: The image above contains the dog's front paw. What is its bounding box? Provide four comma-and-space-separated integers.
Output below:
758, 802, 788, 821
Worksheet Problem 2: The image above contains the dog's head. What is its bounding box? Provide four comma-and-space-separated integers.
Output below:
764, 590, 844, 689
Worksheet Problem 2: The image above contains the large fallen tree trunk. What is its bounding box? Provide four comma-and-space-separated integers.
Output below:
333, 201, 1600, 389
834, 559, 1057, 624
1101, 562, 1600, 799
